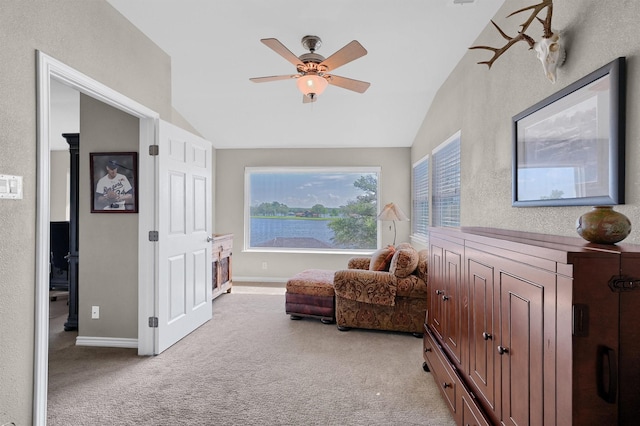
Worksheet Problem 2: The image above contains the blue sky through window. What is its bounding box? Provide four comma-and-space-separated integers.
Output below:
250, 170, 377, 209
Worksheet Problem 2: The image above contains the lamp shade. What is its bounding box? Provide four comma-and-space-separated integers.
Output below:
377, 203, 409, 222
296, 73, 328, 96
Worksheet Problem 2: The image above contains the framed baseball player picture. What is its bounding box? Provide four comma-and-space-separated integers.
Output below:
90, 152, 138, 213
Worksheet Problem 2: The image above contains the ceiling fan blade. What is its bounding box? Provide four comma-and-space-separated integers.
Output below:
319, 40, 367, 71
250, 74, 298, 83
260, 38, 303, 67
326, 75, 370, 93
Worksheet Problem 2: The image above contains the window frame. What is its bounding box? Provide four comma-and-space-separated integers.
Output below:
244, 166, 381, 254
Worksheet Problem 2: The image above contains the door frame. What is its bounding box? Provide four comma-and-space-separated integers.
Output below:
35, 51, 159, 424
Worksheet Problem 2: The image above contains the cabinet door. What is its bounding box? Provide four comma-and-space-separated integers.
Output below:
466, 249, 498, 415
429, 242, 446, 341
499, 269, 548, 426
619, 253, 640, 424
429, 236, 464, 366
570, 254, 620, 425
443, 248, 463, 365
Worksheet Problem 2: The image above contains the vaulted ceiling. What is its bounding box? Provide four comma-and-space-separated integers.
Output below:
103, 0, 504, 149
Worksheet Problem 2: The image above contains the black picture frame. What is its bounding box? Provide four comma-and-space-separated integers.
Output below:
90, 152, 138, 213
512, 57, 626, 207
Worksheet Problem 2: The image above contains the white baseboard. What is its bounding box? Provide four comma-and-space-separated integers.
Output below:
233, 276, 288, 284
76, 336, 138, 349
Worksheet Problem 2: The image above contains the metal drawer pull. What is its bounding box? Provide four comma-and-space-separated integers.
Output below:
435, 289, 445, 295
497, 345, 509, 355
442, 382, 452, 389
424, 347, 432, 353
442, 295, 450, 301
482, 332, 492, 341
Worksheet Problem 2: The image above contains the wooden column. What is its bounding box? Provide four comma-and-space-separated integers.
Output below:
62, 133, 79, 331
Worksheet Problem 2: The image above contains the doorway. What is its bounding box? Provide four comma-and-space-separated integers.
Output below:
35, 51, 158, 424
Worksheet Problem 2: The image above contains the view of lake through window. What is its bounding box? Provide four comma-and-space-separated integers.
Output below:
245, 167, 380, 251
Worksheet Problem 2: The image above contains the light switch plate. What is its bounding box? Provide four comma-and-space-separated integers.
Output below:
0, 174, 23, 199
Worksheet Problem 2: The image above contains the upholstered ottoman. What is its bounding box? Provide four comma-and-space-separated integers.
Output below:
285, 269, 335, 324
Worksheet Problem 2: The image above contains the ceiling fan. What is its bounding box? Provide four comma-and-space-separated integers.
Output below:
249, 35, 371, 103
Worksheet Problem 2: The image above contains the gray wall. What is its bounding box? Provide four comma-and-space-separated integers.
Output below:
412, 0, 640, 244
215, 148, 411, 281
78, 95, 139, 339
0, 1, 173, 423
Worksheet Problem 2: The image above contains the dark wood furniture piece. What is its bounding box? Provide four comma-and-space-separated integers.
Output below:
61, 133, 79, 331
212, 233, 232, 300
422, 227, 640, 426
49, 221, 70, 291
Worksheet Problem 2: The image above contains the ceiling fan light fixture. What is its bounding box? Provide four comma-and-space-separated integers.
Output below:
251, 37, 369, 102
296, 73, 328, 96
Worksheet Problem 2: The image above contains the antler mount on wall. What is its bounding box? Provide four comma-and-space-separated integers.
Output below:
470, 0, 565, 83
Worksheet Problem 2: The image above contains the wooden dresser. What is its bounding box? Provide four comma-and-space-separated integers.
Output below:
212, 233, 233, 300
422, 227, 640, 425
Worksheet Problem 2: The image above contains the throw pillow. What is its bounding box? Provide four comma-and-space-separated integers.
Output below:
389, 245, 419, 278
395, 242, 413, 251
415, 249, 429, 281
369, 245, 396, 271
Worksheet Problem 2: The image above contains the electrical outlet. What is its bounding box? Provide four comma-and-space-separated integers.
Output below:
91, 306, 100, 319
262, 261, 268, 270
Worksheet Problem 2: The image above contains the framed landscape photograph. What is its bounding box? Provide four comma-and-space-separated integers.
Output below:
512, 57, 626, 207
90, 152, 138, 213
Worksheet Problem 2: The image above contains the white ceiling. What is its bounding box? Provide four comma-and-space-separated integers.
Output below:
95, 0, 504, 150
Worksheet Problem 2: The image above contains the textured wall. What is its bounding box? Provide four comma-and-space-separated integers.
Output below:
0, 1, 172, 423
412, 0, 640, 243
215, 148, 411, 281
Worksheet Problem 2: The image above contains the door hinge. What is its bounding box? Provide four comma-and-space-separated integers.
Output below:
149, 144, 159, 156
149, 231, 159, 242
148, 316, 159, 328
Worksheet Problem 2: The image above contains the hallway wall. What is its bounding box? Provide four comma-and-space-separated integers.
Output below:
0, 1, 173, 423
78, 95, 139, 339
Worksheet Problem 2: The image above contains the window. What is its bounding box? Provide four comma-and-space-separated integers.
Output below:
245, 167, 380, 253
432, 132, 461, 227
411, 155, 429, 240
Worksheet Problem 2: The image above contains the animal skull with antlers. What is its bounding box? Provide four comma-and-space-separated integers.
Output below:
470, 0, 565, 83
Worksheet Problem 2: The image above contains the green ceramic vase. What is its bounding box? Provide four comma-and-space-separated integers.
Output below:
576, 206, 631, 244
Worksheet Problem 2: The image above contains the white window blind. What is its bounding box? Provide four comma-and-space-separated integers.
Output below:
412, 156, 429, 239
432, 133, 460, 227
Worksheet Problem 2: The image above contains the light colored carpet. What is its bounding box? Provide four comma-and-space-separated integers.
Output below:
48, 285, 454, 425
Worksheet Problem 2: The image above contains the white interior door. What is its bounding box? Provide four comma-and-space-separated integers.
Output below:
156, 120, 212, 354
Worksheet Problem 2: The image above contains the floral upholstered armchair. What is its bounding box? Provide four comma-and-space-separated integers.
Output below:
333, 243, 428, 335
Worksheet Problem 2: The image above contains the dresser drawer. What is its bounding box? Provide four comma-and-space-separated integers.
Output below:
212, 234, 233, 259
461, 393, 491, 426
423, 327, 458, 414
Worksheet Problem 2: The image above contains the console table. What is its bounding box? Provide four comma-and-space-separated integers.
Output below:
212, 233, 232, 300
422, 227, 640, 425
